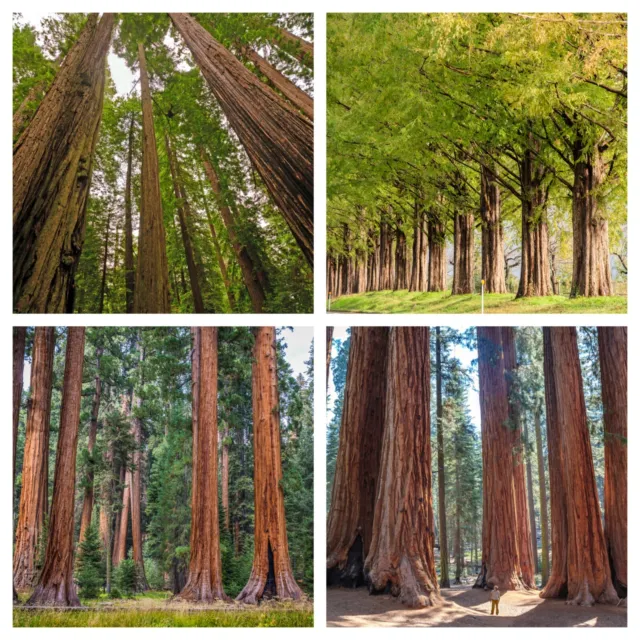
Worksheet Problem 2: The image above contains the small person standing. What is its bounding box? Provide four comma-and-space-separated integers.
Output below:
490, 586, 501, 615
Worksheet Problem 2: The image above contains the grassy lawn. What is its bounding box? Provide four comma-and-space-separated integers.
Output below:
329, 291, 627, 314
14, 591, 313, 627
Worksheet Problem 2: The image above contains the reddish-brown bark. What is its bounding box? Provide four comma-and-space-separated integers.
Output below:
276, 27, 313, 66
452, 213, 474, 294
326, 328, 389, 587
365, 327, 440, 608
134, 43, 171, 313
480, 165, 506, 293
409, 200, 428, 292
427, 211, 447, 292
113, 395, 132, 567
598, 327, 627, 596
541, 328, 618, 604
28, 327, 85, 607
326, 326, 334, 389
13, 327, 55, 591
221, 423, 230, 531
171, 14, 313, 266
179, 328, 227, 602
13, 327, 27, 482
124, 114, 135, 313
13, 14, 114, 313
237, 327, 302, 603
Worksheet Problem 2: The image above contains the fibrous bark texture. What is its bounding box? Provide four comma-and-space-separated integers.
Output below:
326, 326, 333, 389
427, 211, 446, 292
13, 14, 114, 313
326, 328, 389, 587
435, 328, 449, 587
475, 327, 528, 591
124, 115, 135, 313
13, 327, 55, 590
452, 213, 474, 294
179, 328, 227, 602
480, 165, 506, 293
598, 327, 627, 597
540, 328, 618, 605
534, 405, 550, 586
28, 327, 85, 607
237, 327, 303, 603
409, 199, 428, 292
13, 327, 27, 481
134, 43, 170, 313
171, 14, 313, 266
365, 327, 440, 608
276, 27, 313, 66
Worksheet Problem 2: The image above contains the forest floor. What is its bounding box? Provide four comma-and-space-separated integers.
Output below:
329, 291, 627, 314
14, 591, 313, 627
327, 585, 626, 627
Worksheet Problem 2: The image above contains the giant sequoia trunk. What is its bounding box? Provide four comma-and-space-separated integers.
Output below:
237, 327, 302, 603
534, 404, 550, 586
134, 43, 171, 313
365, 328, 440, 608
221, 423, 230, 531
124, 115, 135, 313
179, 328, 227, 602
113, 395, 132, 567
452, 213, 474, 294
571, 143, 612, 297
13, 327, 27, 482
326, 328, 389, 587
171, 14, 313, 266
409, 199, 428, 292
13, 327, 55, 591
28, 327, 85, 607
13, 14, 114, 313
480, 165, 506, 293
598, 327, 627, 597
475, 327, 528, 591
540, 328, 618, 604
202, 152, 266, 312
243, 47, 313, 120
523, 419, 539, 574
78, 347, 103, 544
427, 211, 446, 292
165, 133, 205, 312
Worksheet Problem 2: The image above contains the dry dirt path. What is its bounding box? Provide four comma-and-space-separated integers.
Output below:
327, 585, 626, 627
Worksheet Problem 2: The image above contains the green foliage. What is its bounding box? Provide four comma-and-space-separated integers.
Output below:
76, 523, 105, 599
114, 558, 139, 597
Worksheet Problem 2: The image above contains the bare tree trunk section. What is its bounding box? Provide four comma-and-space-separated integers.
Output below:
98, 213, 112, 313
171, 14, 313, 265
480, 164, 506, 293
243, 47, 313, 120
598, 327, 627, 597
124, 115, 135, 313
222, 423, 230, 531
534, 403, 550, 586
427, 212, 447, 292
179, 328, 227, 602
13, 14, 114, 313
326, 328, 389, 587
409, 200, 428, 292
134, 43, 171, 313
237, 327, 303, 603
541, 328, 618, 604
326, 327, 333, 390
276, 27, 313, 66
523, 419, 539, 575
13, 327, 27, 484
365, 327, 440, 608
28, 327, 85, 607
435, 328, 449, 587
113, 470, 130, 567
452, 213, 474, 294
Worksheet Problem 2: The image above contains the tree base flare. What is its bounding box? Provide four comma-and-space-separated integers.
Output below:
27, 582, 80, 608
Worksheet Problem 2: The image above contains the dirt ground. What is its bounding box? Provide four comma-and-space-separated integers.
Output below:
327, 585, 626, 627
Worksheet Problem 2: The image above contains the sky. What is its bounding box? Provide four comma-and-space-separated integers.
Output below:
327, 327, 481, 433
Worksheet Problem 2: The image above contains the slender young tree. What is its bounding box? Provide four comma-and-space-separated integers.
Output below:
124, 114, 136, 313
534, 402, 550, 586
326, 326, 333, 389
28, 327, 86, 607
237, 327, 302, 603
14, 14, 114, 313
13, 327, 27, 483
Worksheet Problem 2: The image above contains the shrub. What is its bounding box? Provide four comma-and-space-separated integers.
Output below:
76, 522, 104, 599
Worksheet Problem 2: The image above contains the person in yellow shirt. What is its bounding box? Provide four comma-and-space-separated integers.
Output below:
490, 586, 501, 615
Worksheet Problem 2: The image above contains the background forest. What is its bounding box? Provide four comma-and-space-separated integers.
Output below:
13, 13, 313, 314
327, 13, 627, 314
13, 327, 313, 626
327, 326, 620, 591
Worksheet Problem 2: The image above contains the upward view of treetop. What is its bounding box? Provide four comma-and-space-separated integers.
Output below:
327, 13, 626, 306
13, 13, 314, 314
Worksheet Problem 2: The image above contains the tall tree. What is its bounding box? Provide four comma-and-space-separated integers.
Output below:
435, 328, 449, 587
534, 402, 550, 586
171, 13, 314, 266
14, 14, 114, 313
13, 327, 27, 483
480, 165, 506, 293
124, 114, 136, 313
326, 326, 333, 389
28, 327, 86, 606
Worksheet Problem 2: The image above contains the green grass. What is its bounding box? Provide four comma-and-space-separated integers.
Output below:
329, 290, 627, 314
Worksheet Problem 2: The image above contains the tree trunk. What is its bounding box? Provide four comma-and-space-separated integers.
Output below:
13, 327, 27, 484
124, 114, 135, 313
78, 346, 103, 544
540, 328, 618, 604
394, 222, 408, 290
165, 133, 205, 312
179, 328, 227, 602
243, 47, 313, 120
534, 403, 550, 587
134, 43, 171, 313
113, 395, 131, 567
13, 14, 114, 313
409, 200, 428, 292
28, 327, 85, 607
326, 328, 389, 587
326, 327, 333, 390
222, 423, 230, 531
474, 327, 527, 590
427, 212, 447, 291
98, 213, 112, 313
171, 14, 313, 266
571, 144, 612, 297
237, 327, 303, 603
598, 327, 627, 597
365, 327, 440, 608
523, 419, 539, 576
13, 327, 56, 591
435, 328, 449, 587
13, 80, 47, 142
454, 453, 462, 584
201, 151, 267, 312
480, 165, 506, 293
276, 27, 313, 66
452, 213, 474, 294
